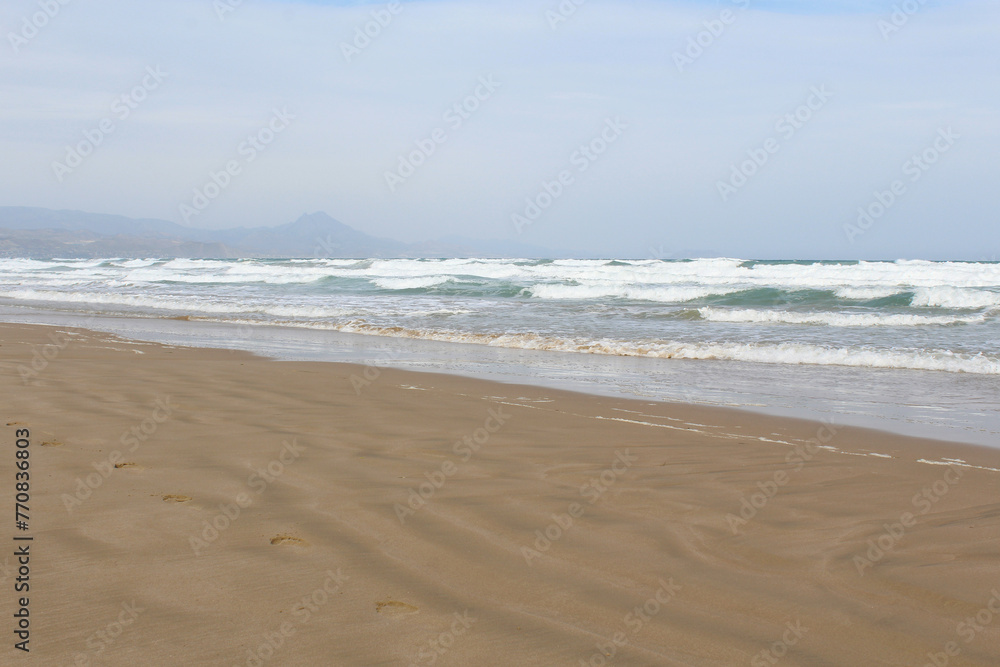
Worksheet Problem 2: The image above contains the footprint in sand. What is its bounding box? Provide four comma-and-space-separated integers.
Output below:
161, 495, 192, 503
270, 534, 308, 547
375, 600, 419, 616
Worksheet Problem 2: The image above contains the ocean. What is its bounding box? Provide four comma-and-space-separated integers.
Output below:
1, 257, 998, 445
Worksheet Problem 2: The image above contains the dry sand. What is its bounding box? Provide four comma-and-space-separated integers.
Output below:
1, 322, 999, 666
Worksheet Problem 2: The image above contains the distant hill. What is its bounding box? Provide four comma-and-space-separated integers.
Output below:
0, 207, 557, 259
0, 227, 234, 259
0, 207, 206, 240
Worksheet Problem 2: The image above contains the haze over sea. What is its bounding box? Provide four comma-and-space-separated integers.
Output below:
2, 256, 998, 446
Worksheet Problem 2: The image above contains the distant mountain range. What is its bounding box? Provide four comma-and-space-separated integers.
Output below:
0, 207, 558, 259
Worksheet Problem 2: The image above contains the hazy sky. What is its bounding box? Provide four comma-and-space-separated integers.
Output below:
1, 0, 997, 259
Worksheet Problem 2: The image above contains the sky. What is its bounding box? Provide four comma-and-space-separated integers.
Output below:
0, 0, 997, 259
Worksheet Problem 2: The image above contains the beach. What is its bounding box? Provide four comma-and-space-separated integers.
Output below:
5, 0, 999, 662
3, 321, 999, 666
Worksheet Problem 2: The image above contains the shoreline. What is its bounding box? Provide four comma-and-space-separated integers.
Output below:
3, 321, 1000, 664
3, 305, 999, 448
5, 320, 999, 465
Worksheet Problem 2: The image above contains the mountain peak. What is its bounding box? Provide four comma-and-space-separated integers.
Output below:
292, 211, 340, 225
285, 211, 354, 235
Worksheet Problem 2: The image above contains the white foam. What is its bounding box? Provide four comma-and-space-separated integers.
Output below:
641, 340, 1000, 374
697, 307, 984, 327
911, 287, 1000, 309
834, 286, 902, 300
